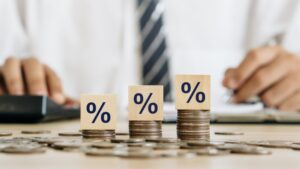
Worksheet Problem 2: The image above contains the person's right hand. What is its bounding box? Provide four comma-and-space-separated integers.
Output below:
0, 57, 66, 104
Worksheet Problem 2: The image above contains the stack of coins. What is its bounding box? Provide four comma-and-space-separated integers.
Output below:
81, 130, 115, 139
129, 121, 162, 139
177, 110, 210, 141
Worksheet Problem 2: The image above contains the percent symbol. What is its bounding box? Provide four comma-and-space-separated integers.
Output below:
134, 93, 158, 114
181, 82, 205, 103
86, 102, 111, 123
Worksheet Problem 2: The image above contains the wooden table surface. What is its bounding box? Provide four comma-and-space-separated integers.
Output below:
1, 119, 300, 169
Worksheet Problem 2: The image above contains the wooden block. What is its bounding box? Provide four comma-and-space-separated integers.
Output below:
175, 75, 210, 110
128, 85, 163, 121
80, 94, 117, 130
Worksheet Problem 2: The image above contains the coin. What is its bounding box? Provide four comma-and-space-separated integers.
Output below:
1, 144, 45, 154
82, 130, 115, 139
154, 143, 179, 150
58, 132, 82, 137
117, 151, 158, 159
177, 151, 197, 158
146, 138, 180, 143
215, 131, 244, 136
116, 132, 129, 136
125, 138, 145, 143
129, 121, 162, 139
31, 137, 61, 145
0, 131, 13, 137
51, 141, 81, 150
246, 140, 292, 148
85, 148, 116, 156
177, 110, 210, 141
90, 142, 126, 149
160, 152, 179, 158
218, 144, 272, 155
290, 144, 300, 150
21, 130, 51, 134
186, 141, 225, 147
111, 138, 128, 143
194, 147, 230, 156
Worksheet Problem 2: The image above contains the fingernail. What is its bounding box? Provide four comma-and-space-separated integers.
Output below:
52, 93, 65, 104
33, 90, 47, 96
230, 96, 238, 103
227, 79, 237, 88
13, 90, 23, 96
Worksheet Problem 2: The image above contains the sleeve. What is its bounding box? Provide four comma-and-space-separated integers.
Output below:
282, 2, 300, 55
0, 0, 29, 64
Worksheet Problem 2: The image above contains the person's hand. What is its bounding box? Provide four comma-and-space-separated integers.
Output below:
223, 46, 300, 111
0, 57, 67, 104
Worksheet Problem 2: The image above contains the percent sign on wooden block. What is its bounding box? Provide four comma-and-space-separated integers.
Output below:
80, 94, 117, 130
128, 85, 163, 121
175, 75, 210, 110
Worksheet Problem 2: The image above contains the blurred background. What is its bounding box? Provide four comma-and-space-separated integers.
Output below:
0, 0, 300, 115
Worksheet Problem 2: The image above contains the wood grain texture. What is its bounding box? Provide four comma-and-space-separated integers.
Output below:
175, 75, 210, 110
80, 94, 117, 130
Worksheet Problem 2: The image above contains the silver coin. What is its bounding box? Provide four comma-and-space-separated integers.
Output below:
85, 148, 116, 156
58, 132, 82, 137
194, 147, 230, 156
90, 142, 126, 149
215, 131, 244, 136
146, 138, 180, 143
21, 130, 51, 134
0, 131, 13, 137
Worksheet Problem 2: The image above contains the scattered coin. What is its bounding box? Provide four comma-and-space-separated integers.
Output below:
1, 144, 45, 154
21, 130, 51, 134
160, 152, 179, 158
116, 132, 129, 136
186, 141, 225, 148
194, 147, 230, 156
85, 148, 117, 157
290, 144, 300, 150
111, 138, 128, 143
0, 131, 13, 137
51, 141, 81, 150
90, 142, 126, 149
117, 151, 158, 159
31, 137, 61, 145
246, 140, 292, 148
177, 151, 198, 158
215, 131, 244, 136
58, 132, 82, 137
154, 143, 179, 150
146, 138, 180, 143
125, 138, 145, 143
218, 144, 271, 155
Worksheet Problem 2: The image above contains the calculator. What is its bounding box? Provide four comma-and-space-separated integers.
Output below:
0, 96, 80, 123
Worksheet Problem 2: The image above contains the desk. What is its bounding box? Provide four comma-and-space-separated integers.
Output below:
1, 120, 300, 169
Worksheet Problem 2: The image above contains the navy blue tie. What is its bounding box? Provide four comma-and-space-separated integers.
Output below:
137, 0, 172, 101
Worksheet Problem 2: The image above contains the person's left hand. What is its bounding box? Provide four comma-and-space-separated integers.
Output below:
223, 45, 300, 111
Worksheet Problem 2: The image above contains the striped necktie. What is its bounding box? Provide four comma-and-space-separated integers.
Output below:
137, 0, 172, 101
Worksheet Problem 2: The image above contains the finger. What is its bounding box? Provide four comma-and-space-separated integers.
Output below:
44, 65, 66, 104
233, 52, 290, 103
22, 57, 47, 95
261, 72, 300, 107
222, 68, 235, 87
278, 91, 300, 111
64, 97, 80, 107
227, 46, 282, 89
2, 57, 24, 95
